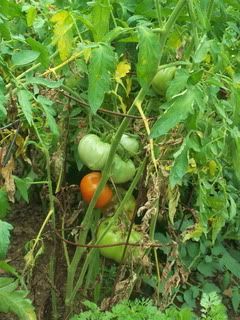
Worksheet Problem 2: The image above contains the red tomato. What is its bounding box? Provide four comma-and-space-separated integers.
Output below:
80, 172, 113, 208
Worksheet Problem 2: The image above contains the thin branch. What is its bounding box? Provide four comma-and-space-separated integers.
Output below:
54, 227, 172, 249
60, 90, 157, 120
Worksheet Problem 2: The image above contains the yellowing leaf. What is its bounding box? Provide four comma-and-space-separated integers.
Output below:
58, 34, 72, 61
51, 10, 73, 61
210, 215, 226, 244
26, 7, 37, 27
83, 47, 92, 63
225, 65, 235, 77
182, 223, 206, 242
167, 32, 181, 49
208, 160, 217, 177
51, 10, 69, 23
115, 60, 131, 82
204, 53, 211, 64
187, 158, 197, 173
15, 135, 32, 165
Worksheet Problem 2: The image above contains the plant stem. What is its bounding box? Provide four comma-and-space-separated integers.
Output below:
61, 84, 114, 130
207, 0, 215, 21
187, 0, 199, 49
155, 0, 162, 28
150, 200, 161, 303
45, 150, 58, 320
158, 0, 186, 63
5, 52, 57, 90
108, 0, 117, 28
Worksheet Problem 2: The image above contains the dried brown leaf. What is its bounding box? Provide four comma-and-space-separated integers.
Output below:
1, 156, 15, 202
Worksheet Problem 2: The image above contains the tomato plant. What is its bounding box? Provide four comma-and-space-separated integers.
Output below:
1, 0, 240, 317
96, 217, 142, 263
80, 172, 113, 208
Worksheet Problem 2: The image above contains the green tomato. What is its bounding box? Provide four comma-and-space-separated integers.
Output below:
78, 134, 110, 170
111, 154, 136, 184
120, 134, 140, 156
96, 217, 142, 263
152, 66, 176, 96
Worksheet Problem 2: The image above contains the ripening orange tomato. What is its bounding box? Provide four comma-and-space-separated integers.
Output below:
80, 172, 113, 208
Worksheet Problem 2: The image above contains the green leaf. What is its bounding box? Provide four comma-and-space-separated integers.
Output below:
103, 27, 126, 42
150, 90, 195, 138
0, 188, 10, 219
220, 247, 240, 279
0, 261, 18, 277
37, 95, 59, 137
26, 7, 37, 27
197, 261, 215, 276
0, 76, 7, 122
200, 291, 221, 310
17, 90, 33, 126
26, 76, 63, 89
0, 220, 13, 260
136, 26, 160, 89
0, 278, 36, 320
91, 0, 111, 42
88, 44, 116, 113
183, 287, 199, 308
193, 37, 212, 63
166, 69, 189, 100
14, 176, 29, 203
169, 139, 189, 188
0, 23, 11, 40
12, 50, 40, 66
232, 287, 240, 313
26, 38, 50, 67
230, 127, 240, 181
202, 283, 220, 294
211, 215, 226, 244
0, 0, 21, 18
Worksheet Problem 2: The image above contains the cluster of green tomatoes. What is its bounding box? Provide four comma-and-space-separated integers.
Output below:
78, 133, 142, 263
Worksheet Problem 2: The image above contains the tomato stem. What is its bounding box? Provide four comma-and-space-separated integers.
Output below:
155, 0, 163, 29
187, 0, 200, 49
